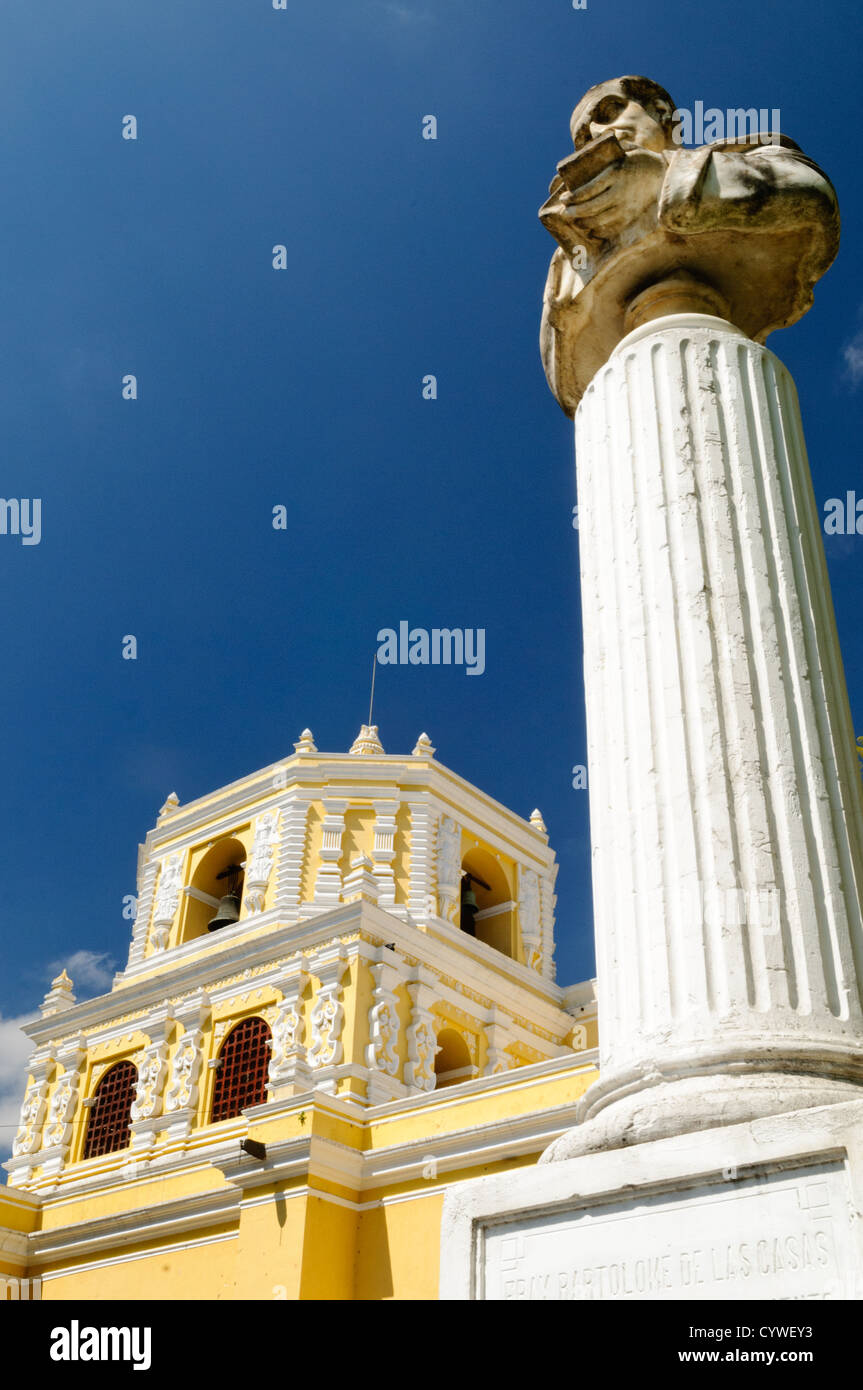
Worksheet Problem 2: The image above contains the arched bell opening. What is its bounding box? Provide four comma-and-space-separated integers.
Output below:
459, 847, 515, 959
179, 837, 247, 943
434, 1027, 473, 1090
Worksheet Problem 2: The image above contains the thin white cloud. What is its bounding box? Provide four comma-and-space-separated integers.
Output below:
47, 949, 116, 996
844, 333, 863, 384
0, 1012, 36, 1164
371, 0, 433, 26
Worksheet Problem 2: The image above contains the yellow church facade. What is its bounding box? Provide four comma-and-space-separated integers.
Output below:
0, 727, 596, 1300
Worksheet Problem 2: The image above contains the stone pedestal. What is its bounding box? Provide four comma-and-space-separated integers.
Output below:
551, 313, 863, 1157
441, 1099, 863, 1301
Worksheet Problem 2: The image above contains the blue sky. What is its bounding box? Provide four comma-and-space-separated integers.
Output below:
1, 0, 861, 1139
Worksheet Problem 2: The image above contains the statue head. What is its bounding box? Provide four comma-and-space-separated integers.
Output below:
569, 76, 676, 153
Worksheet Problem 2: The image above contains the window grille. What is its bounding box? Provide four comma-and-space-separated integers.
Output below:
211, 1016, 271, 1122
82, 1060, 137, 1159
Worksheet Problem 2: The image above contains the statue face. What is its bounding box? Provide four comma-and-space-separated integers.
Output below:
569, 78, 675, 154
588, 96, 667, 152
575, 93, 665, 154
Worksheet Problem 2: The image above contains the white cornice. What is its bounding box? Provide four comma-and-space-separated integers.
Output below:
28, 1185, 240, 1264
27, 902, 573, 1048
38, 1229, 238, 1281
146, 754, 554, 870
22, 1088, 591, 1267
0, 1230, 30, 1260
366, 1053, 598, 1122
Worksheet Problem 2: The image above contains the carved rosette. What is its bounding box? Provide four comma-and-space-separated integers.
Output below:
436, 816, 462, 923
243, 809, 280, 914
149, 851, 184, 952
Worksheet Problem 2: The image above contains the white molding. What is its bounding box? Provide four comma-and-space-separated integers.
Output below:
144, 756, 555, 875
367, 1053, 598, 1123
473, 900, 516, 921
39, 1229, 238, 1282
0, 1230, 30, 1260
29, 901, 573, 1051
28, 1186, 241, 1265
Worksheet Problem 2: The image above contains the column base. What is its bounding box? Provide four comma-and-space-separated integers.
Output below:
442, 1098, 863, 1300
542, 1059, 863, 1161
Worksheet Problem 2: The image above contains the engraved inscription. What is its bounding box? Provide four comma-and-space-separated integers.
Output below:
482, 1162, 859, 1301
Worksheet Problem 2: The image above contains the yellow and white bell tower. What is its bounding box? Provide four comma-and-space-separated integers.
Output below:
1, 728, 597, 1300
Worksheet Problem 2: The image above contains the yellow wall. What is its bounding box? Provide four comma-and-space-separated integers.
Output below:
2, 1060, 599, 1300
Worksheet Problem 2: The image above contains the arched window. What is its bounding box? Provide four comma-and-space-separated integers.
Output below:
211, 1016, 271, 1122
82, 1060, 137, 1159
179, 836, 247, 944
434, 1028, 473, 1090
460, 847, 515, 958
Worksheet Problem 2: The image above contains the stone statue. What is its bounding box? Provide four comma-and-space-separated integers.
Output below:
540, 75, 839, 415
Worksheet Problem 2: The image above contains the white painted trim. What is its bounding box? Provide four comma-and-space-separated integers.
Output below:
28, 1187, 241, 1266
0, 1230, 30, 1260
25, 902, 575, 1052
146, 757, 555, 874
366, 1053, 597, 1122
39, 1228, 238, 1283
472, 901, 516, 922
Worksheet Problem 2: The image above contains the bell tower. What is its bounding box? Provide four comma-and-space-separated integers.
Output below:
3, 727, 590, 1298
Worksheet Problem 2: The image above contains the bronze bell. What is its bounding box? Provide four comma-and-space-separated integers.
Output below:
460, 882, 478, 937
207, 862, 244, 932
207, 891, 241, 932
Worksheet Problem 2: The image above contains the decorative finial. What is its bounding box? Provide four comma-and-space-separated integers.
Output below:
349, 724, 385, 756
158, 791, 179, 818
41, 969, 76, 1018
412, 732, 436, 757
293, 728, 317, 753
529, 808, 548, 836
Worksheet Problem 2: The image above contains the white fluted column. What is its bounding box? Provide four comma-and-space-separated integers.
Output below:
557, 312, 863, 1152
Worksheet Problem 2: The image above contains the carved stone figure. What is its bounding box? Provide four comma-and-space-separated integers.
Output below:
540, 75, 840, 414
